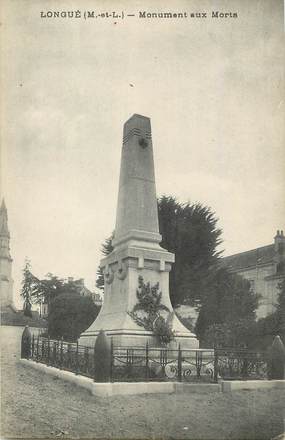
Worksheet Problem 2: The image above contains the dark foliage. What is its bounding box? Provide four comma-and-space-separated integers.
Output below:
96, 235, 114, 290
20, 261, 100, 341
128, 276, 174, 345
31, 273, 79, 304
48, 292, 100, 342
158, 196, 222, 307
96, 196, 260, 347
21, 261, 80, 309
96, 196, 222, 308
254, 279, 285, 350
21, 259, 35, 317
196, 268, 259, 347
20, 261, 90, 314
203, 319, 259, 349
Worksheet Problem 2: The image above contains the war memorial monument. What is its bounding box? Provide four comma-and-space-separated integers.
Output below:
79, 114, 198, 349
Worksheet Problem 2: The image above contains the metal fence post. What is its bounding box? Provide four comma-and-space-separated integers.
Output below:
214, 346, 218, 383
85, 347, 89, 375
47, 336, 50, 365
67, 343, 71, 369
36, 336, 39, 362
110, 337, 114, 382
177, 344, 182, 382
196, 351, 202, 378
93, 342, 96, 382
76, 341, 79, 375
145, 341, 149, 381
57, 340, 59, 365
242, 355, 248, 378
60, 337, 63, 370
32, 334, 35, 359
41, 338, 44, 361
52, 341, 56, 366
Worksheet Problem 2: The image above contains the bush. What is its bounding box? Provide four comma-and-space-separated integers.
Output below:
203, 319, 258, 348
153, 316, 174, 345
196, 268, 259, 347
48, 292, 100, 342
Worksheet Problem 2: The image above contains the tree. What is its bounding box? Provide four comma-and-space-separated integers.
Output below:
21, 263, 79, 309
48, 292, 100, 341
21, 259, 36, 317
195, 268, 259, 347
203, 318, 258, 348
20, 262, 100, 340
255, 279, 285, 349
96, 195, 259, 347
96, 196, 222, 307
96, 235, 114, 290
31, 273, 78, 306
158, 196, 222, 307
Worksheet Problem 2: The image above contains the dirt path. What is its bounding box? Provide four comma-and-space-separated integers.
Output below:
1, 325, 284, 440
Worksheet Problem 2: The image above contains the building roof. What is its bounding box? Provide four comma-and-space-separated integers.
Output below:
221, 244, 276, 271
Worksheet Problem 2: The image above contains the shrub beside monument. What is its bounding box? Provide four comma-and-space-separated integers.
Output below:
48, 292, 100, 342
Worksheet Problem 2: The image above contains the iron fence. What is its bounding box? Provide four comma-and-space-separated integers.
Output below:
111, 346, 217, 382
31, 337, 95, 378
214, 347, 268, 380
28, 335, 269, 382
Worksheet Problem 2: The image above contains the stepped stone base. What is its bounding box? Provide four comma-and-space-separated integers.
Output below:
20, 359, 222, 396
79, 328, 199, 349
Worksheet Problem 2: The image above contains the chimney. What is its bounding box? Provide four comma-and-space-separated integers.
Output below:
274, 230, 285, 254
78, 278, 84, 287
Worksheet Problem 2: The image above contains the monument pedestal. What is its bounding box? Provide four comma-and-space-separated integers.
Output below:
79, 114, 198, 349
79, 241, 198, 348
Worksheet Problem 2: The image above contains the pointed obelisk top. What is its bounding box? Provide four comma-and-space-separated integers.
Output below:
0, 198, 10, 238
113, 114, 161, 248
1, 198, 7, 211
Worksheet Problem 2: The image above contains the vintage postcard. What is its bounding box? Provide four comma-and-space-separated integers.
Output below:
1, 0, 284, 439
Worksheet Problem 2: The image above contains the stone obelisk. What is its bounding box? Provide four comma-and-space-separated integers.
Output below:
79, 114, 198, 348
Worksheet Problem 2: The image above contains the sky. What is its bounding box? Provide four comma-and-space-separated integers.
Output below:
1, 0, 284, 308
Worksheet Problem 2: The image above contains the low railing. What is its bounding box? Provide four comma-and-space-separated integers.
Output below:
214, 347, 268, 380
27, 335, 269, 383
31, 337, 95, 378
111, 346, 216, 382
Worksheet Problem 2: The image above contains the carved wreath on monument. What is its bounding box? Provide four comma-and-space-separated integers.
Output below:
128, 276, 174, 345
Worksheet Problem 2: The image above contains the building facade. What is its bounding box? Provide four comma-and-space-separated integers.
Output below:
222, 230, 285, 319
70, 278, 103, 307
0, 199, 14, 310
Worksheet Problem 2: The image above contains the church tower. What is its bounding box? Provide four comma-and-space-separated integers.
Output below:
0, 199, 14, 308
